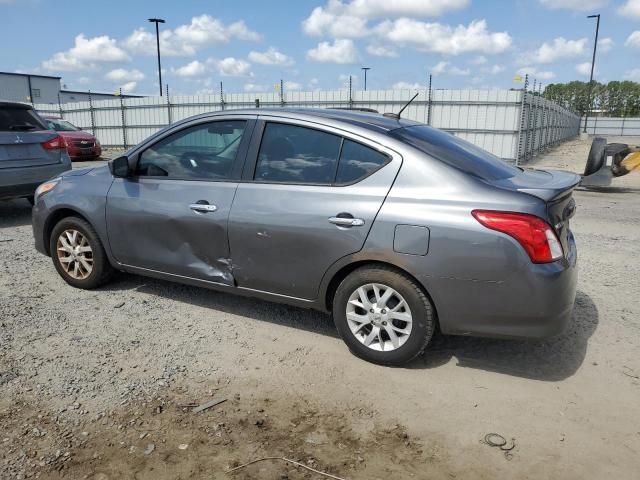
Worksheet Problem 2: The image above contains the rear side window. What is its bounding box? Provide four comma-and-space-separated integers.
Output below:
390, 125, 519, 181
336, 139, 390, 184
0, 107, 47, 132
255, 123, 341, 184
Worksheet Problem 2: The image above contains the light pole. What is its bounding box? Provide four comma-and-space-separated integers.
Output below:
361, 67, 371, 91
148, 18, 165, 96
584, 13, 600, 133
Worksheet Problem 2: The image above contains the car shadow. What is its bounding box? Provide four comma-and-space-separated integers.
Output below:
407, 290, 598, 381
102, 273, 597, 381
0, 199, 32, 230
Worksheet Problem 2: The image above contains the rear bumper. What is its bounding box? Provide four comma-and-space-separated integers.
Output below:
0, 161, 71, 201
424, 232, 578, 339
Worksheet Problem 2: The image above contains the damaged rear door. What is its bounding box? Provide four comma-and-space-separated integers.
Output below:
106, 117, 255, 285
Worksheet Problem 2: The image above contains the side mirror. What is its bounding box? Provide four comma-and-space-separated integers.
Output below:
109, 156, 131, 178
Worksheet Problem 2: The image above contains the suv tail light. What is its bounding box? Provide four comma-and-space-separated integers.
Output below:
41, 135, 66, 151
472, 210, 563, 263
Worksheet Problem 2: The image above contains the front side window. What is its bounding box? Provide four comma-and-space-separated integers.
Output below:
254, 123, 342, 184
137, 121, 246, 180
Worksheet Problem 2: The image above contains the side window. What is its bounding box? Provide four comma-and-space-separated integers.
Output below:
255, 123, 341, 184
136, 121, 246, 180
335, 139, 390, 184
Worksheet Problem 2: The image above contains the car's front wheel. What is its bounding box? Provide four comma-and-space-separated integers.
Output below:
332, 266, 435, 366
49, 217, 114, 289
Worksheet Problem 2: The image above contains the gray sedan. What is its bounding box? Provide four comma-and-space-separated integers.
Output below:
32, 109, 579, 365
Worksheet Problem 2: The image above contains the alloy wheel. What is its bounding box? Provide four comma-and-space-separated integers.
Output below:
56, 229, 94, 280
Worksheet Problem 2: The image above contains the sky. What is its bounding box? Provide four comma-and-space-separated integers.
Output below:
1, 0, 640, 96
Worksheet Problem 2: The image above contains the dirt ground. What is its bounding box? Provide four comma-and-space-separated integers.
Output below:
1, 136, 639, 480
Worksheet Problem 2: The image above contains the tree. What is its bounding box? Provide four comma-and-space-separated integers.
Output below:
543, 80, 640, 117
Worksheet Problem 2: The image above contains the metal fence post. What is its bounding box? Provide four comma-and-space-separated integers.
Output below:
280, 79, 285, 107
166, 84, 172, 125
88, 91, 96, 135
119, 88, 127, 150
348, 75, 353, 109
57, 93, 64, 119
516, 74, 529, 165
220, 81, 225, 111
525, 79, 536, 162
426, 73, 432, 126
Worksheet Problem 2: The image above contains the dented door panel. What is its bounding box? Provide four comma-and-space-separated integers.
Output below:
106, 178, 238, 285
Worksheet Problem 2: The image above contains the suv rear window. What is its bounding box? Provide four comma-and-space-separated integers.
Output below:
390, 125, 519, 181
0, 106, 47, 132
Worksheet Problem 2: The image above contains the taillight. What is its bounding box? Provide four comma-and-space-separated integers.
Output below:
41, 135, 66, 151
472, 210, 564, 263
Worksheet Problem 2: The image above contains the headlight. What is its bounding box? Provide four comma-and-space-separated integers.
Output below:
34, 178, 60, 201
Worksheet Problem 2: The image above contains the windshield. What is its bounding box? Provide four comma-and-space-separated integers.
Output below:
390, 125, 520, 181
46, 119, 79, 131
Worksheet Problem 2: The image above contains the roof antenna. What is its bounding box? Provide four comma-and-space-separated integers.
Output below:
383, 91, 420, 119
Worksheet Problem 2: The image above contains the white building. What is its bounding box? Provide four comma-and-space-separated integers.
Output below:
0, 72, 142, 104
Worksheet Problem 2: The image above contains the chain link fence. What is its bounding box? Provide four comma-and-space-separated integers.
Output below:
35, 76, 580, 164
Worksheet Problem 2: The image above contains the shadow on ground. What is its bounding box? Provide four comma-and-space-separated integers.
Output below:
0, 199, 32, 230
103, 272, 597, 382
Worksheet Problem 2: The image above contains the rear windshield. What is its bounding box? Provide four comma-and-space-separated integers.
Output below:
390, 125, 519, 180
0, 106, 47, 132
46, 119, 79, 131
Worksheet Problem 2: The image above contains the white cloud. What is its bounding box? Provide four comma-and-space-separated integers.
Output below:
598, 37, 614, 53
525, 37, 587, 64
121, 81, 137, 93
216, 57, 252, 76
284, 81, 302, 90
366, 44, 397, 57
470, 55, 487, 65
303, 6, 369, 38
244, 83, 267, 92
123, 15, 260, 57
623, 68, 640, 81
516, 67, 555, 80
431, 61, 470, 76
345, 0, 469, 17
307, 39, 359, 63
172, 60, 208, 78
539, 0, 609, 11
42, 34, 130, 71
575, 62, 597, 76
248, 48, 294, 66
625, 31, 640, 48
376, 19, 511, 55
391, 81, 423, 89
105, 68, 145, 83
483, 64, 505, 75
619, 0, 640, 19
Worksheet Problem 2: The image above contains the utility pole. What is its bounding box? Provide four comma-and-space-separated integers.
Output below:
361, 67, 371, 91
584, 13, 600, 133
148, 18, 166, 96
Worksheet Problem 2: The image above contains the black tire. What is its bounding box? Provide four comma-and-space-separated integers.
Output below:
332, 266, 435, 366
49, 216, 114, 289
584, 137, 607, 176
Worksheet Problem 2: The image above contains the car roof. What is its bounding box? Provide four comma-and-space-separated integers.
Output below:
0, 100, 34, 110
200, 108, 422, 134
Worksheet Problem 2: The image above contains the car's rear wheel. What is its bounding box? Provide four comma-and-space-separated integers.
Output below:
332, 266, 435, 366
50, 217, 113, 289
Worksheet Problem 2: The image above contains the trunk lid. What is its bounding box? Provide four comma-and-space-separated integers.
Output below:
492, 168, 580, 257
0, 131, 63, 169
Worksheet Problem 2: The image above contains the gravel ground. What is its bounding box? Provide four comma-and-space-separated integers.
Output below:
1, 136, 639, 479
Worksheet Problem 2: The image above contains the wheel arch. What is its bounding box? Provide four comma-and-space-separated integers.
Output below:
43, 208, 97, 256
322, 259, 439, 327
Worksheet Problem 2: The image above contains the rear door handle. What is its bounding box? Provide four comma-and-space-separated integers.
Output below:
189, 203, 218, 213
329, 216, 365, 227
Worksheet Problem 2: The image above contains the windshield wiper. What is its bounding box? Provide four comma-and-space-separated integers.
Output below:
9, 123, 38, 131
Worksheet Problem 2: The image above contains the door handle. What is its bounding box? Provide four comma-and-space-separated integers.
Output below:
189, 203, 218, 213
328, 216, 365, 227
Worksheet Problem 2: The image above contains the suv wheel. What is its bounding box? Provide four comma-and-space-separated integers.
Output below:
50, 217, 114, 289
332, 266, 435, 366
